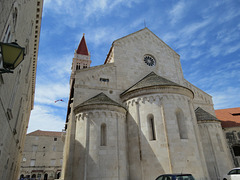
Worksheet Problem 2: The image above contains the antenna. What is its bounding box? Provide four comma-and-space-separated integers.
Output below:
144, 20, 146, 28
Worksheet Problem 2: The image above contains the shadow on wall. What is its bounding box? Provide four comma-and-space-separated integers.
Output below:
71, 114, 164, 180
127, 113, 165, 180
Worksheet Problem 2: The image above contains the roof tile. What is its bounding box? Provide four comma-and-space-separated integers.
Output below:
121, 72, 185, 96
76, 34, 89, 55
27, 130, 62, 137
215, 107, 240, 128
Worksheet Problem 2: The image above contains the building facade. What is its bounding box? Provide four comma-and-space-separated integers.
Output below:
61, 28, 233, 180
216, 107, 240, 167
19, 130, 64, 180
0, 0, 43, 179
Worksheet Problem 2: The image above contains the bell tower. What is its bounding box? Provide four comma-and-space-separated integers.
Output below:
71, 33, 91, 73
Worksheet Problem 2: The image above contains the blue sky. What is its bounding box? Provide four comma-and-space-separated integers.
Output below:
27, 0, 240, 133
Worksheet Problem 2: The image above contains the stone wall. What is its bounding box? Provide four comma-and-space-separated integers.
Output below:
125, 93, 208, 180
198, 122, 233, 179
0, 0, 43, 179
20, 133, 64, 180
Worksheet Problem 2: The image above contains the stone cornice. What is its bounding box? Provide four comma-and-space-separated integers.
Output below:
31, 0, 43, 109
75, 109, 126, 120
74, 104, 126, 115
120, 85, 194, 102
197, 120, 221, 124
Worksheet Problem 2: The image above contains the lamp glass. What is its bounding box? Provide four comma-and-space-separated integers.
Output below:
0, 42, 25, 69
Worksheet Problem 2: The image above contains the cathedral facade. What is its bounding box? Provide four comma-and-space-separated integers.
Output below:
61, 28, 233, 180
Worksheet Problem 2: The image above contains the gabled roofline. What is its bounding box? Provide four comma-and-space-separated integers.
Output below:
114, 28, 179, 56
104, 28, 179, 64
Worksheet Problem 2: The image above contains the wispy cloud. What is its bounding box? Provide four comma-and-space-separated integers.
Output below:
28, 105, 66, 133
212, 86, 240, 109
34, 83, 69, 105
84, 0, 143, 18
28, 0, 240, 133
169, 0, 187, 25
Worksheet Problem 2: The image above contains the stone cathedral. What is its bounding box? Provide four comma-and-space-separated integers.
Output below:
61, 28, 233, 180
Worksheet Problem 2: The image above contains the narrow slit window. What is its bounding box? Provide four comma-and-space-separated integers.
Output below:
147, 114, 156, 141
101, 123, 107, 146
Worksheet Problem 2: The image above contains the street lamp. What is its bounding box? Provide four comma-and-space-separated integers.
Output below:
0, 42, 25, 74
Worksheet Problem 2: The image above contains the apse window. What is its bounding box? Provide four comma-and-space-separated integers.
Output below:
100, 123, 107, 146
176, 108, 188, 139
147, 114, 156, 141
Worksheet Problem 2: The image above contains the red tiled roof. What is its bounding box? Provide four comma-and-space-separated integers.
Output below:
27, 130, 62, 137
76, 34, 89, 55
215, 107, 240, 128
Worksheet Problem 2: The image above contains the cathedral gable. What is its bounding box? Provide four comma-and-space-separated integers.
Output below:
108, 28, 185, 90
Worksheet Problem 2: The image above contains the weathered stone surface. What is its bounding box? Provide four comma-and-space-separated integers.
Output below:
0, 1, 43, 179
61, 28, 233, 180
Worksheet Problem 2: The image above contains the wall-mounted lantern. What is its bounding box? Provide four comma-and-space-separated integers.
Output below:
0, 42, 25, 74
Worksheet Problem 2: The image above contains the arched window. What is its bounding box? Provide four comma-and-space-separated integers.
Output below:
20, 174, 24, 179
31, 174, 36, 179
44, 173, 48, 180
147, 114, 156, 141
216, 133, 224, 152
56, 172, 61, 179
100, 123, 107, 146
176, 108, 188, 139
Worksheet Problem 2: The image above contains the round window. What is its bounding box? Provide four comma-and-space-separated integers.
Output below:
144, 55, 156, 66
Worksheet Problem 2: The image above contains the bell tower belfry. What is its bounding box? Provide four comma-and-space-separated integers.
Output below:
71, 33, 91, 73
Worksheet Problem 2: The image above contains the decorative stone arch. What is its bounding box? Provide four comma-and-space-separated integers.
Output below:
56, 171, 61, 179
31, 174, 36, 179
20, 174, 24, 179
175, 108, 188, 139
44, 173, 48, 180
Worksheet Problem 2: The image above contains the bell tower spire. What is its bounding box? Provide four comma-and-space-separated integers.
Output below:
71, 33, 91, 73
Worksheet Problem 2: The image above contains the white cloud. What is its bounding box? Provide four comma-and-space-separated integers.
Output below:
35, 82, 69, 106
82, 26, 127, 47
218, 7, 240, 23
212, 87, 240, 109
84, 0, 143, 18
169, 0, 187, 25
208, 42, 240, 57
224, 43, 240, 55
28, 105, 66, 133
180, 18, 212, 37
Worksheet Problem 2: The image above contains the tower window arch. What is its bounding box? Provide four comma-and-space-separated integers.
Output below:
147, 114, 156, 141
176, 108, 188, 139
100, 123, 107, 146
